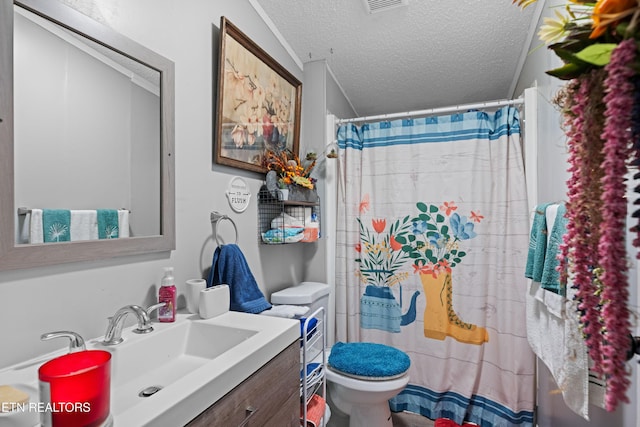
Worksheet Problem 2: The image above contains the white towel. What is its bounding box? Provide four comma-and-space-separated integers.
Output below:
70, 210, 99, 241
543, 285, 564, 318
118, 209, 130, 237
28, 209, 44, 244
526, 280, 590, 419
261, 304, 310, 318
271, 212, 304, 229
545, 204, 596, 414
19, 211, 31, 244
588, 372, 607, 409
557, 282, 590, 418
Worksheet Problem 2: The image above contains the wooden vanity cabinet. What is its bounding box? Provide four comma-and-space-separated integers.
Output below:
186, 341, 299, 426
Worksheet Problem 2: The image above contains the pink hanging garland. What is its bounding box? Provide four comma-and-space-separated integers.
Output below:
598, 38, 635, 411
558, 71, 606, 371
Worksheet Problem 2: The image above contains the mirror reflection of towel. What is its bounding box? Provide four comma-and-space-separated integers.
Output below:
43, 209, 71, 242
97, 209, 119, 239
70, 210, 98, 241
28, 209, 44, 244
28, 209, 129, 243
207, 244, 271, 314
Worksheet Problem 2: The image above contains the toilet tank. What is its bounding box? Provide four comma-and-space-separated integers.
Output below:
271, 281, 330, 316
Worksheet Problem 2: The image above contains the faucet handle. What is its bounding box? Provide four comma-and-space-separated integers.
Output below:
146, 302, 167, 320
41, 331, 86, 353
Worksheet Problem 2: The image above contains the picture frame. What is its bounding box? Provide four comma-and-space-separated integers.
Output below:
214, 16, 302, 173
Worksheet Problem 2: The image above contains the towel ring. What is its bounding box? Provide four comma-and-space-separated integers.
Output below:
210, 211, 238, 246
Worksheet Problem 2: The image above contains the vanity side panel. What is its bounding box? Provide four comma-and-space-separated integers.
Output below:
186, 340, 299, 427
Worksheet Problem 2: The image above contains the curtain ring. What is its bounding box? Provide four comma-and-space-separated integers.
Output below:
210, 211, 238, 246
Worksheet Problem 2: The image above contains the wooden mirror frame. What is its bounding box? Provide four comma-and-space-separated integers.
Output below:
0, 0, 175, 271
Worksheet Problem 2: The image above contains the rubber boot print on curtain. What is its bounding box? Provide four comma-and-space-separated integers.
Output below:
356, 197, 488, 345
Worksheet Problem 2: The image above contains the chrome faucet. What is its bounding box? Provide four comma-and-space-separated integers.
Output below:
146, 302, 167, 321
103, 304, 153, 346
41, 331, 86, 353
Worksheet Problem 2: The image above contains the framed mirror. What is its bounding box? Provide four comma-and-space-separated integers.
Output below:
0, 0, 175, 270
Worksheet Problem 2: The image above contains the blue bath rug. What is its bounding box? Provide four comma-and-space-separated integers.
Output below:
328, 341, 410, 377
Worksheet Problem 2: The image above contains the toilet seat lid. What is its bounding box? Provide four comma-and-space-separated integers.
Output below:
327, 342, 410, 379
328, 366, 407, 381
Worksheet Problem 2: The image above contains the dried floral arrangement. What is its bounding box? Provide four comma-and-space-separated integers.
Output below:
263, 149, 316, 189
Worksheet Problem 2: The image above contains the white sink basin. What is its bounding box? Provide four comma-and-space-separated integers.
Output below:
102, 320, 259, 415
0, 311, 299, 427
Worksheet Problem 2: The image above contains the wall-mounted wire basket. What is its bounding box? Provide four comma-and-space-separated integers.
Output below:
257, 185, 320, 244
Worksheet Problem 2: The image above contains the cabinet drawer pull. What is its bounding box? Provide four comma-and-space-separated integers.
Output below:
238, 405, 256, 427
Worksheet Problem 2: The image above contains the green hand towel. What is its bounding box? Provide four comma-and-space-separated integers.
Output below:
541, 204, 568, 295
43, 209, 71, 242
525, 203, 550, 282
97, 209, 119, 239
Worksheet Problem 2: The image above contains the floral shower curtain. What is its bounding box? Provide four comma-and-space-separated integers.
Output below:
335, 106, 535, 426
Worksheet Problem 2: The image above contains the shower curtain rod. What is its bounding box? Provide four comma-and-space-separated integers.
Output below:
335, 97, 524, 125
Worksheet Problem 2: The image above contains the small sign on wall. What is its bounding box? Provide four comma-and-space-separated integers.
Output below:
225, 176, 251, 213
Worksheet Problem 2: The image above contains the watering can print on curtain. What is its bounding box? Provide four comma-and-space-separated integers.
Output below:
361, 285, 419, 333
356, 215, 420, 333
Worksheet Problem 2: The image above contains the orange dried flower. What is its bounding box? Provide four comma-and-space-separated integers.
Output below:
264, 149, 316, 189
590, 0, 638, 39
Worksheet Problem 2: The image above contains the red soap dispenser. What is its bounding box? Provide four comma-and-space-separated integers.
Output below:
158, 267, 176, 322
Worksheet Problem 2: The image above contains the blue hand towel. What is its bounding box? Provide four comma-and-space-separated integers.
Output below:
525, 203, 550, 281
42, 209, 71, 242
301, 362, 321, 379
97, 209, 119, 239
328, 341, 410, 377
300, 317, 318, 344
207, 244, 271, 314
541, 204, 568, 295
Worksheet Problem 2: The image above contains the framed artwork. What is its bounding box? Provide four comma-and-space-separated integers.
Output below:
214, 16, 302, 173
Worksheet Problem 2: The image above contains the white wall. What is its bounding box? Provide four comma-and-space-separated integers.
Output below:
516, 1, 638, 426
0, 0, 321, 370
514, 2, 569, 206
300, 59, 356, 345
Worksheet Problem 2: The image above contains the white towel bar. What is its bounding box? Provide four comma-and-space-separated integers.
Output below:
18, 207, 130, 215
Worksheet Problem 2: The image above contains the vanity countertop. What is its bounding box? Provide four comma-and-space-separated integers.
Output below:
0, 311, 299, 427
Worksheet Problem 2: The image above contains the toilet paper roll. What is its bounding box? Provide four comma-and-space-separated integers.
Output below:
185, 279, 206, 314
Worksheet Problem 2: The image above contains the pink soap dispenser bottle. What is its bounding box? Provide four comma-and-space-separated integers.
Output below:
158, 267, 176, 322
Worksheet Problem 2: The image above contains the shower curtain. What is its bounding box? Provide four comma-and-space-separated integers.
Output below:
335, 106, 535, 426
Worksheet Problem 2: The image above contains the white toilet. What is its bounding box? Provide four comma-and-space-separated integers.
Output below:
271, 282, 410, 427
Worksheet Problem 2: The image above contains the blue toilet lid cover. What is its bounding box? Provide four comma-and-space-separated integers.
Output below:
328, 342, 410, 378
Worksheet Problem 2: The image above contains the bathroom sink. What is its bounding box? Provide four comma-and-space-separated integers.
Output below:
102, 320, 259, 415
0, 311, 299, 427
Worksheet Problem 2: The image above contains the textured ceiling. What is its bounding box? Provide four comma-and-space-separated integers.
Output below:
253, 0, 539, 117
